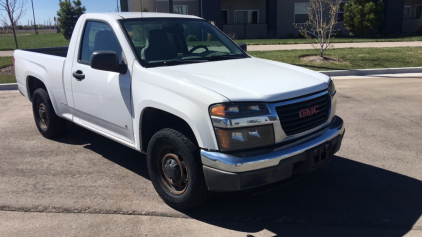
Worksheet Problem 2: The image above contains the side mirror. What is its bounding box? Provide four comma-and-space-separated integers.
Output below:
237, 43, 247, 52
91, 51, 127, 74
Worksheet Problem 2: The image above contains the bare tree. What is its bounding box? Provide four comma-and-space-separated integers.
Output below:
295, 0, 342, 57
0, 0, 26, 49
115, 0, 119, 12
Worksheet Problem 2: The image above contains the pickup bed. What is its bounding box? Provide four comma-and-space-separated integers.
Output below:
15, 12, 345, 210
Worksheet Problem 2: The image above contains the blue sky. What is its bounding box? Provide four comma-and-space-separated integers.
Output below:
18, 0, 120, 26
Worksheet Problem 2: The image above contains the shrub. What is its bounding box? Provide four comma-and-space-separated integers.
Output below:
343, 0, 384, 37
186, 35, 197, 42
416, 19, 422, 35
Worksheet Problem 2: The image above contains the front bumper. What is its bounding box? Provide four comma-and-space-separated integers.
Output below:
201, 116, 345, 191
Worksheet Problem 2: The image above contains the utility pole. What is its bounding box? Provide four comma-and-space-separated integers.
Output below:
30, 0, 38, 34
116, 0, 119, 12
169, 0, 173, 13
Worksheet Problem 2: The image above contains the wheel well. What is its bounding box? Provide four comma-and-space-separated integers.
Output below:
141, 107, 198, 152
27, 76, 47, 101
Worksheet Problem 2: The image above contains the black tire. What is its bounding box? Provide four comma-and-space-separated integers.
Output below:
32, 88, 66, 138
147, 128, 210, 210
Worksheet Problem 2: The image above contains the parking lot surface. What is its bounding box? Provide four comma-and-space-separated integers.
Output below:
1, 76, 421, 236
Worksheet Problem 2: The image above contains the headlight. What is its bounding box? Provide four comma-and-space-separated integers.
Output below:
210, 103, 274, 151
215, 125, 275, 152
210, 103, 269, 118
329, 79, 336, 96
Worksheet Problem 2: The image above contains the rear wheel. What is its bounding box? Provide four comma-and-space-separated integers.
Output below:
147, 128, 210, 210
32, 88, 66, 138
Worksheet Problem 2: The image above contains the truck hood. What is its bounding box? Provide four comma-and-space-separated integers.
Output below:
152, 57, 330, 102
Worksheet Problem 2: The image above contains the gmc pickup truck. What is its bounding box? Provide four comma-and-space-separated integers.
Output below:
15, 12, 345, 210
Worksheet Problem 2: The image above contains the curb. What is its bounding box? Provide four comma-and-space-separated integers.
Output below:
320, 67, 422, 77
0, 83, 18, 91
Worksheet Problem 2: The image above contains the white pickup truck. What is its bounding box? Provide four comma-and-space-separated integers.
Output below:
15, 12, 345, 210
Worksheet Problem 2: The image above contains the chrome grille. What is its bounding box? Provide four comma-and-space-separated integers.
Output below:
275, 93, 331, 136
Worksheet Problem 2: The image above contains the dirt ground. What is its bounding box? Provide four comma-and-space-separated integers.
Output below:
0, 66, 14, 75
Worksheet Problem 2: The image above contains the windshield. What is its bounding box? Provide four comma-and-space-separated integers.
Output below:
120, 18, 249, 68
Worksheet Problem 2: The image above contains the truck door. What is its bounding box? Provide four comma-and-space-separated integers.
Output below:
71, 20, 134, 143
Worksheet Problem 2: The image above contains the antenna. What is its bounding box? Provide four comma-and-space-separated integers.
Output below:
140, 0, 144, 17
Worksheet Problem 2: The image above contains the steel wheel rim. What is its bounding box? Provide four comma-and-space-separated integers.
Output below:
158, 146, 188, 195
38, 103, 48, 130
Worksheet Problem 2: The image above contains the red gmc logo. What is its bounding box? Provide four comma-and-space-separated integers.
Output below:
299, 105, 320, 118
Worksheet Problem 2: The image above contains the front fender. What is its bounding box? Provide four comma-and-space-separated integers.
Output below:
132, 62, 229, 151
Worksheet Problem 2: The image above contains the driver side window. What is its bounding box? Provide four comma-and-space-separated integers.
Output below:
79, 21, 123, 64
183, 24, 227, 55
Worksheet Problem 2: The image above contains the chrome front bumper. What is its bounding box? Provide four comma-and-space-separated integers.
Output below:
201, 116, 345, 173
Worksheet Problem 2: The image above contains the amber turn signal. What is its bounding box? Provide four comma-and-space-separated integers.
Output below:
211, 105, 226, 116
210, 103, 269, 118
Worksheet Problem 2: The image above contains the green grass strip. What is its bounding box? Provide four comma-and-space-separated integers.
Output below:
0, 33, 69, 51
0, 57, 13, 68
248, 47, 422, 71
0, 75, 16, 84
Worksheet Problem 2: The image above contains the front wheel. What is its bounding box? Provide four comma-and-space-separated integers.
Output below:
32, 88, 66, 138
147, 128, 210, 210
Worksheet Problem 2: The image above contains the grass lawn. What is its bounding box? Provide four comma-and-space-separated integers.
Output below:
0, 57, 13, 68
0, 75, 16, 84
234, 36, 422, 45
0, 57, 15, 84
249, 47, 422, 71
0, 33, 69, 51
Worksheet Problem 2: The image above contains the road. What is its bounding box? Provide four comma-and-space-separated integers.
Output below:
0, 76, 421, 236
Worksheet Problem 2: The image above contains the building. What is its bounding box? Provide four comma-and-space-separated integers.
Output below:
402, 0, 422, 33
120, 0, 414, 39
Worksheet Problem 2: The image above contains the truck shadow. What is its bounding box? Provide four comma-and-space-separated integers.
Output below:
54, 123, 422, 236
182, 157, 422, 236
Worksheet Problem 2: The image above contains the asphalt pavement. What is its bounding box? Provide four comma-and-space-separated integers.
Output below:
0, 76, 422, 236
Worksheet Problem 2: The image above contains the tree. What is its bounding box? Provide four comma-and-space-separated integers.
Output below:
294, 0, 342, 57
115, 0, 119, 12
343, 0, 384, 37
57, 0, 86, 40
0, 0, 26, 49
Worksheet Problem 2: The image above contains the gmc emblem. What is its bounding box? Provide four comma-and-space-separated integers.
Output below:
299, 105, 320, 118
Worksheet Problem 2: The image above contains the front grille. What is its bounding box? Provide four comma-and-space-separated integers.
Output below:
275, 92, 331, 136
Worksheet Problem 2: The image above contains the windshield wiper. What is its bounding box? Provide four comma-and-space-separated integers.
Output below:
206, 55, 244, 61
162, 59, 208, 66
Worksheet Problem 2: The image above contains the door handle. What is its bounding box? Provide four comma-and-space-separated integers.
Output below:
73, 70, 85, 80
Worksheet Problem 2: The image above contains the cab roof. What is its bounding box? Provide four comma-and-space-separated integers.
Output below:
85, 12, 203, 20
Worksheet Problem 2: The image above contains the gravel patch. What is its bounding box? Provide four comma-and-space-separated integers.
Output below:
0, 66, 14, 75
300, 55, 343, 63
